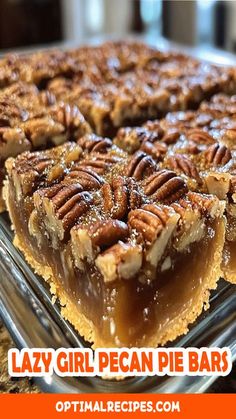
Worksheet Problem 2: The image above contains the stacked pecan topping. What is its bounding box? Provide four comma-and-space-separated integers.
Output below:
0, 81, 91, 211
0, 42, 235, 214
6, 128, 225, 284
101, 176, 142, 219
114, 94, 236, 204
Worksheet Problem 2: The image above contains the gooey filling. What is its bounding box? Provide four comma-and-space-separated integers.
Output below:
6, 175, 225, 347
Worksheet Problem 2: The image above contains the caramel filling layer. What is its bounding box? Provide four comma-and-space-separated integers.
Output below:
6, 181, 225, 347
222, 240, 236, 284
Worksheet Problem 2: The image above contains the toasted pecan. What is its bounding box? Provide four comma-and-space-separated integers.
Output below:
78, 133, 112, 153
102, 176, 142, 220
66, 167, 104, 190
54, 102, 89, 137
205, 143, 232, 166
167, 154, 201, 181
128, 204, 169, 244
78, 153, 122, 175
143, 169, 188, 203
126, 151, 156, 180
187, 129, 215, 145
89, 219, 129, 248
140, 140, 167, 161
34, 182, 93, 244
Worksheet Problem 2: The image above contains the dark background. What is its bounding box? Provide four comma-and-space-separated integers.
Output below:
0, 0, 235, 52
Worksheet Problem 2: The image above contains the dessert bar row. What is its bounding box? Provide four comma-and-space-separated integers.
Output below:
1, 42, 236, 212
115, 93, 236, 284
0, 41, 235, 136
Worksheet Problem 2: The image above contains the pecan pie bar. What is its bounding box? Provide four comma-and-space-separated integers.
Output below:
114, 94, 236, 283
4, 137, 225, 347
0, 49, 79, 88
0, 81, 91, 211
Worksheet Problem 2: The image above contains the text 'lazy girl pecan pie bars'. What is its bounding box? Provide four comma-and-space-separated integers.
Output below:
4, 136, 225, 347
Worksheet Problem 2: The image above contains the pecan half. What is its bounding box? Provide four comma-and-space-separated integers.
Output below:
54, 102, 90, 137
78, 153, 121, 175
126, 151, 156, 180
143, 170, 188, 203
128, 178, 143, 210
77, 133, 112, 153
102, 177, 128, 219
140, 140, 167, 161
12, 152, 55, 196
205, 143, 232, 166
128, 203, 179, 267
129, 204, 169, 244
90, 219, 129, 248
186, 129, 215, 145
35, 181, 80, 203
115, 127, 159, 153
56, 191, 92, 233
50, 183, 83, 210
167, 154, 201, 181
22, 117, 65, 148
21, 153, 51, 176
34, 183, 93, 246
161, 129, 180, 145
66, 167, 104, 190
179, 141, 200, 155
101, 176, 142, 219
32, 156, 54, 173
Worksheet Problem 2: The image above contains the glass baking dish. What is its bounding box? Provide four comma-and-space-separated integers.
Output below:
0, 39, 236, 393
0, 211, 236, 394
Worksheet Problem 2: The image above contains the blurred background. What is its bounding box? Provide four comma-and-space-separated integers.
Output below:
0, 0, 235, 52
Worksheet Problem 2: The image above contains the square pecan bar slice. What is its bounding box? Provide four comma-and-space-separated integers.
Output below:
114, 94, 236, 284
0, 81, 91, 212
46, 42, 236, 136
4, 137, 225, 347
